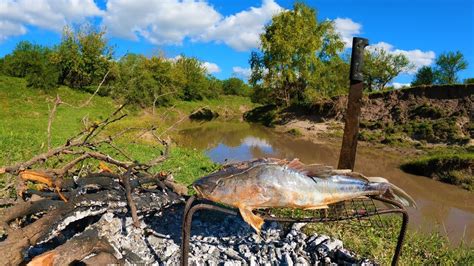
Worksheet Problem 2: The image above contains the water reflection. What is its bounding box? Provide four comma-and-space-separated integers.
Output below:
176, 120, 474, 245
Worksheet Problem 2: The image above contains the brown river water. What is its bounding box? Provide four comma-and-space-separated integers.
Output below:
175, 120, 473, 246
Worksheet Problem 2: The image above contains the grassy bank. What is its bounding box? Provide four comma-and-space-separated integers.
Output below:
401, 148, 474, 191
0, 76, 253, 194
303, 217, 473, 265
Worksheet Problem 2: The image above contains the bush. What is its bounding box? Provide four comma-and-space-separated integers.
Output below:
244, 105, 278, 127
286, 128, 303, 136
409, 103, 444, 119
401, 153, 473, 191
222, 77, 250, 96
2, 41, 59, 89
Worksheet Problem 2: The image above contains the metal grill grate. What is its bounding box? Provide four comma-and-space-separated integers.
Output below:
180, 196, 408, 266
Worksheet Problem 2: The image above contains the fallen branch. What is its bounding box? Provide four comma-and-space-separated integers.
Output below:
27, 228, 117, 266
121, 167, 140, 228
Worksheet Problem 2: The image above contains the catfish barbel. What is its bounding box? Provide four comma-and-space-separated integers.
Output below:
193, 158, 416, 233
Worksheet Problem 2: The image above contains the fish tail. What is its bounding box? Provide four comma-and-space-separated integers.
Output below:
367, 177, 417, 208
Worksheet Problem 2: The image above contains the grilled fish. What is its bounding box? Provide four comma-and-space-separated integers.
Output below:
193, 158, 415, 233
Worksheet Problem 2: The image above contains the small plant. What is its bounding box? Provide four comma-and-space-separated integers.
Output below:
409, 103, 444, 119
286, 128, 303, 137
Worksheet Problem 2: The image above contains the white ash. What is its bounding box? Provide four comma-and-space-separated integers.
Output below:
87, 204, 375, 265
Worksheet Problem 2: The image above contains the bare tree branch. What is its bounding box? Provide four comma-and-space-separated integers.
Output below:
47, 95, 63, 150
79, 70, 110, 108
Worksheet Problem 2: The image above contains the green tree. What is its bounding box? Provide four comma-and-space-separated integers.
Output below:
51, 26, 113, 89
464, 78, 474, 84
0, 57, 4, 75
411, 66, 436, 86
363, 48, 412, 91
172, 56, 210, 101
146, 55, 176, 111
2, 41, 59, 89
115, 53, 176, 109
434, 51, 468, 84
222, 77, 250, 96
249, 3, 345, 106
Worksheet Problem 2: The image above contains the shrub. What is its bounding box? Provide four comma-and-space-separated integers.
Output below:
2, 41, 59, 89
222, 77, 250, 96
409, 103, 444, 119
244, 105, 278, 127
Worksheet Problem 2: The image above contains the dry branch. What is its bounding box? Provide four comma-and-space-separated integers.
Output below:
0, 96, 187, 264
47, 95, 63, 150
27, 228, 116, 266
78, 70, 110, 108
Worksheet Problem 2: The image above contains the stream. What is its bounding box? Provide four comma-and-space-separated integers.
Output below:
175, 120, 473, 246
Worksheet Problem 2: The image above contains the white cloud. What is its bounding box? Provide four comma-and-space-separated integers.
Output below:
0, 0, 282, 51
200, 0, 283, 51
391, 82, 410, 89
232, 66, 252, 80
0, 20, 27, 41
103, 0, 221, 45
368, 41, 436, 74
202, 61, 220, 73
242, 136, 271, 149
333, 18, 362, 48
0, 0, 102, 40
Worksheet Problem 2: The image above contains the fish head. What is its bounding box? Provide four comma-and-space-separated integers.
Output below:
193, 175, 221, 198
193, 161, 259, 199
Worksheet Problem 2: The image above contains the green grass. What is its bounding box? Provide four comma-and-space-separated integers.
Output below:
286, 128, 303, 137
303, 217, 473, 265
0, 76, 245, 195
401, 149, 474, 191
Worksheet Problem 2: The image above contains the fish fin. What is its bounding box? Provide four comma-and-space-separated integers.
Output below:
284, 159, 334, 177
239, 207, 265, 234
330, 169, 371, 182
303, 205, 329, 210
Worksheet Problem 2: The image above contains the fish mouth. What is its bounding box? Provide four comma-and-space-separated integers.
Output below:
193, 184, 204, 197
192, 179, 212, 198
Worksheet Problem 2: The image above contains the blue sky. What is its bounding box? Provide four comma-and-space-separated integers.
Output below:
1, 0, 473, 86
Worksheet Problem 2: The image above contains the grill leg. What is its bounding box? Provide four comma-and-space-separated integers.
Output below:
180, 199, 237, 266
391, 209, 409, 266
180, 196, 196, 266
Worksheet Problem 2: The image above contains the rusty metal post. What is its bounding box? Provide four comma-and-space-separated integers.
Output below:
338, 37, 369, 170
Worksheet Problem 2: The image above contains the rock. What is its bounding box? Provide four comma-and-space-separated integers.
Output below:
291, 222, 307, 231
283, 252, 294, 266
224, 249, 243, 261
69, 202, 372, 265
334, 248, 358, 264
189, 108, 219, 121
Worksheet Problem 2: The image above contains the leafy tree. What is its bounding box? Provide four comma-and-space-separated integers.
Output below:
51, 26, 113, 89
411, 66, 436, 86
207, 76, 224, 98
146, 55, 176, 110
2, 41, 59, 89
434, 51, 468, 84
172, 56, 211, 101
0, 57, 4, 75
222, 77, 250, 96
114, 53, 176, 109
249, 3, 345, 106
464, 78, 474, 84
363, 48, 412, 91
